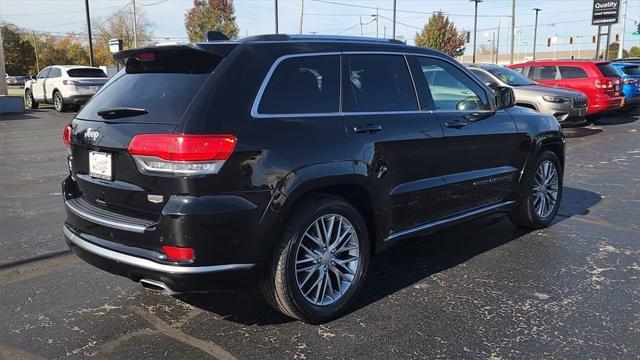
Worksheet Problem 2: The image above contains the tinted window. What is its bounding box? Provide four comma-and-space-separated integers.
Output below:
511, 67, 525, 75
529, 66, 558, 80
49, 68, 62, 78
597, 63, 621, 78
344, 54, 417, 112
622, 66, 640, 75
414, 57, 490, 111
258, 55, 339, 114
36, 67, 50, 79
470, 68, 498, 85
78, 49, 222, 123
67, 68, 108, 78
559, 66, 588, 79
485, 66, 535, 86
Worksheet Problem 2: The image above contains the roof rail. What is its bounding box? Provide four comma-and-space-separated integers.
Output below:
240, 34, 406, 45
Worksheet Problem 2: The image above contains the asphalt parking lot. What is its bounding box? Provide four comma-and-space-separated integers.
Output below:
1, 108, 639, 359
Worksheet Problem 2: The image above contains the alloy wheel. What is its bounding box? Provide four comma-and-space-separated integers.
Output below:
532, 160, 559, 218
294, 214, 360, 306
54, 94, 62, 111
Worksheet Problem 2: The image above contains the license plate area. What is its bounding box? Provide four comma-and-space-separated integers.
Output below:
89, 151, 113, 180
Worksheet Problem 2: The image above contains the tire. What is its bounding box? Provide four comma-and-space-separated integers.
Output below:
53, 91, 66, 112
260, 194, 370, 323
509, 151, 563, 229
25, 89, 38, 109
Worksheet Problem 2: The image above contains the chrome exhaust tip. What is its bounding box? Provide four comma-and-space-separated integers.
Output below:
139, 278, 180, 296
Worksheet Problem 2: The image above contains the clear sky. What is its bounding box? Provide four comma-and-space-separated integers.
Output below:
1, 0, 640, 55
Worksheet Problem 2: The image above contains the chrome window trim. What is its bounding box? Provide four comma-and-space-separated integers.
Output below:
251, 50, 492, 119
63, 226, 256, 274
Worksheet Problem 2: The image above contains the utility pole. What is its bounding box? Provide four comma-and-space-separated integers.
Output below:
132, 0, 138, 47
471, 0, 483, 63
392, 0, 397, 39
359, 17, 364, 36
492, 32, 496, 63
619, 0, 628, 58
299, 0, 304, 34
510, 0, 515, 64
376, 7, 379, 38
0, 28, 8, 96
32, 30, 40, 73
496, 20, 501, 64
274, 0, 279, 34
532, 8, 541, 61
84, 0, 94, 66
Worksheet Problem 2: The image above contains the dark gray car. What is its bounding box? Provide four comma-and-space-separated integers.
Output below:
466, 64, 588, 126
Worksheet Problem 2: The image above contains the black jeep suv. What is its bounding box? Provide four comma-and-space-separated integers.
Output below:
62, 35, 564, 323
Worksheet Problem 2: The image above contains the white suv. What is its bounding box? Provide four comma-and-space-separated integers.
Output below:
25, 65, 109, 112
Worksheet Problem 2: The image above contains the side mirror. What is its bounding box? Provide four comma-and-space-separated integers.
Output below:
485, 82, 499, 90
495, 86, 515, 109
31, 75, 37, 80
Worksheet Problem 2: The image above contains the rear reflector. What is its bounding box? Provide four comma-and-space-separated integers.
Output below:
63, 125, 72, 146
128, 134, 237, 175
162, 246, 194, 261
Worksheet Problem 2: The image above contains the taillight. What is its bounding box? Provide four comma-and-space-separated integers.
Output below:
162, 245, 194, 261
128, 134, 237, 175
63, 80, 79, 86
63, 125, 72, 147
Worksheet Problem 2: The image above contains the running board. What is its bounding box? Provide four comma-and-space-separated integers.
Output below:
385, 201, 515, 242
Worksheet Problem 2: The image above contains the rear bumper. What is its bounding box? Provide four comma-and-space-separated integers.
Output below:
587, 95, 624, 115
63, 224, 259, 292
63, 95, 93, 105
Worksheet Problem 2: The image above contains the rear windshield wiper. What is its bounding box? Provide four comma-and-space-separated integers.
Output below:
97, 107, 148, 120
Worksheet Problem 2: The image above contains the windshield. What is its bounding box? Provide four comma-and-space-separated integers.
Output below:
67, 68, 108, 78
485, 66, 535, 86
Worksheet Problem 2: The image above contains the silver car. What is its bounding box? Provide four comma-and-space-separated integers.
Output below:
466, 64, 588, 126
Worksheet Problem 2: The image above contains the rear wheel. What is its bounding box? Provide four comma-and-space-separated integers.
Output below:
260, 195, 370, 323
25, 89, 38, 109
53, 91, 66, 112
509, 151, 563, 229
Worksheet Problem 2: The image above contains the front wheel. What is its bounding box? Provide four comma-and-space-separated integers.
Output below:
260, 195, 370, 323
25, 89, 38, 109
53, 91, 66, 112
509, 151, 563, 229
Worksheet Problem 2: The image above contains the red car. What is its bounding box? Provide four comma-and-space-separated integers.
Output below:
509, 60, 624, 116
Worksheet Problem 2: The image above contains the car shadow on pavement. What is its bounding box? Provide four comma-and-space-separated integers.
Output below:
178, 186, 601, 326
0, 112, 38, 121
591, 113, 638, 126
562, 126, 604, 139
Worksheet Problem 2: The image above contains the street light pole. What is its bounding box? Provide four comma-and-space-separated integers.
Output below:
132, 0, 137, 48
392, 0, 397, 39
84, 0, 94, 66
510, 0, 515, 64
274, 0, 279, 34
532, 8, 541, 61
471, 0, 483, 63
299, 0, 304, 34
619, 0, 628, 58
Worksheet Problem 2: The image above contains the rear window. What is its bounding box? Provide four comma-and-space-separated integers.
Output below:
622, 66, 640, 75
77, 49, 221, 123
597, 63, 620, 78
257, 55, 340, 114
67, 68, 107, 78
559, 66, 588, 79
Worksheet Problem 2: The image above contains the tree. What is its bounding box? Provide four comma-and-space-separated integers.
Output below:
415, 13, 466, 57
629, 46, 640, 57
607, 42, 627, 60
184, 0, 239, 42
33, 33, 89, 68
92, 4, 153, 66
0, 22, 35, 75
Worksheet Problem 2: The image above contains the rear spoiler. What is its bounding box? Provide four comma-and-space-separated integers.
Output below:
113, 43, 237, 65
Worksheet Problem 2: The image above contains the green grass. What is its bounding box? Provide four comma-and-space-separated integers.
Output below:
6, 86, 24, 97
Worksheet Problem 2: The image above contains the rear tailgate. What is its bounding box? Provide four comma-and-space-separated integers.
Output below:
66, 45, 229, 244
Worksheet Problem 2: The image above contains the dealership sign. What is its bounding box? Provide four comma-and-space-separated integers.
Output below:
592, 0, 620, 25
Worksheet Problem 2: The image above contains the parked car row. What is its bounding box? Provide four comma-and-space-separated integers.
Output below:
23, 65, 108, 112
6, 75, 29, 86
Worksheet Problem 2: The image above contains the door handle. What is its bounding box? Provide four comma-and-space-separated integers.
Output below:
444, 120, 467, 129
353, 124, 383, 133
